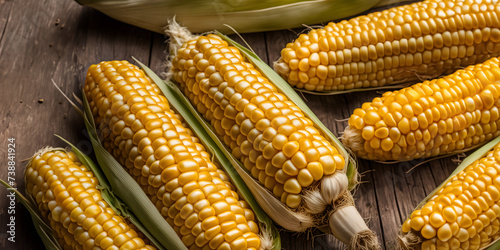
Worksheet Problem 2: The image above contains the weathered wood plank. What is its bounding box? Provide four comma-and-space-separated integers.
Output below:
341, 91, 388, 249
264, 29, 300, 65
0, 0, 13, 44
229, 32, 269, 64
150, 32, 168, 74
392, 162, 431, 227
0, 0, 90, 247
0, 0, 154, 247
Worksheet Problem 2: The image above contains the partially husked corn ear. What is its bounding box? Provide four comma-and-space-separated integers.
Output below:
84, 60, 261, 250
342, 57, 500, 161
166, 24, 381, 249
170, 34, 346, 209
399, 141, 500, 249
24, 148, 154, 250
274, 0, 500, 92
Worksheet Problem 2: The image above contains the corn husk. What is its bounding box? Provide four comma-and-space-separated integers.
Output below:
75, 0, 411, 34
164, 21, 380, 248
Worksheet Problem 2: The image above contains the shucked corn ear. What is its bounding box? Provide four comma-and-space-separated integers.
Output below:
24, 148, 154, 249
166, 22, 380, 249
399, 136, 500, 250
75, 0, 404, 34
274, 0, 500, 93
84, 60, 264, 250
342, 57, 500, 161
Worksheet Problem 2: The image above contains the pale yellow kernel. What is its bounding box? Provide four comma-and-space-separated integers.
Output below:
306, 162, 323, 181
410, 216, 425, 231
421, 224, 437, 239
286, 194, 301, 208
374, 127, 389, 138
297, 169, 314, 187
282, 141, 300, 158
362, 126, 375, 140
284, 178, 302, 194
443, 207, 457, 223
437, 223, 452, 241
364, 111, 381, 125
381, 138, 393, 152
402, 218, 412, 233
282, 160, 299, 176
430, 212, 446, 228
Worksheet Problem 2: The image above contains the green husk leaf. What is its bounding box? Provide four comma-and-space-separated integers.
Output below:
0, 179, 61, 250
75, 0, 410, 34
82, 94, 187, 250
374, 0, 415, 8
486, 238, 500, 250
217, 32, 358, 188
134, 58, 281, 249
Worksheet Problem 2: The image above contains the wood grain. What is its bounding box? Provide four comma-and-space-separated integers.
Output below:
0, 0, 468, 249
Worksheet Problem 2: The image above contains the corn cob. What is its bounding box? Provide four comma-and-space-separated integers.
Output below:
24, 148, 154, 250
84, 60, 264, 250
166, 23, 380, 249
170, 33, 346, 209
399, 138, 500, 250
342, 57, 500, 161
274, 0, 500, 92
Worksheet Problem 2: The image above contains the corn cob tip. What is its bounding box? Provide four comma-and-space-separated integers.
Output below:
32, 146, 60, 158
234, 153, 315, 232
256, 223, 274, 250
350, 229, 381, 250
25, 146, 61, 174
165, 18, 199, 81
396, 230, 420, 250
340, 125, 364, 155
165, 18, 198, 58
272, 57, 290, 80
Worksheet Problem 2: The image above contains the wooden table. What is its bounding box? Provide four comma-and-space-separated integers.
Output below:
0, 0, 460, 249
